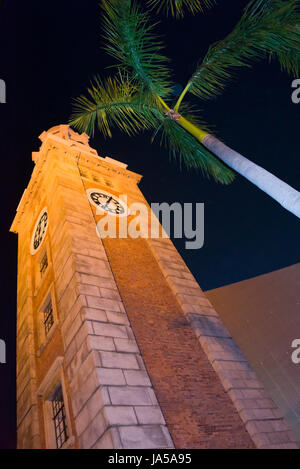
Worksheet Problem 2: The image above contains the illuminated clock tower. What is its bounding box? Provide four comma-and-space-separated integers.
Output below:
10, 125, 299, 449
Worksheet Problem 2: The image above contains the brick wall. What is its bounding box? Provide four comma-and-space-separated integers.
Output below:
146, 237, 300, 449
103, 236, 254, 448
12, 126, 299, 449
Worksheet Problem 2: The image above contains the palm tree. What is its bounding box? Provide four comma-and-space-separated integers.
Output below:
70, 0, 300, 218
147, 0, 215, 18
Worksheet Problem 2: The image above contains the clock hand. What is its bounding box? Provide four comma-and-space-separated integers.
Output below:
101, 196, 113, 210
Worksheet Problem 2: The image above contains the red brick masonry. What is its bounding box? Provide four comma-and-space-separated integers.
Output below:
103, 237, 255, 449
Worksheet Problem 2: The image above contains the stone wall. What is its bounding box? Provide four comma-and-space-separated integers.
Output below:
146, 236, 299, 449
12, 127, 300, 449
44, 146, 173, 449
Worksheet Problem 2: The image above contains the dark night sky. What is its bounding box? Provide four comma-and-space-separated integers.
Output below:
1, 0, 300, 449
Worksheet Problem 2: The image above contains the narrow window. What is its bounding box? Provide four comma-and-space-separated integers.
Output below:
43, 299, 54, 336
34, 246, 49, 294
40, 251, 48, 276
51, 385, 68, 449
104, 178, 112, 187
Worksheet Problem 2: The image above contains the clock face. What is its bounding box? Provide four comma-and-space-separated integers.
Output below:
30, 207, 49, 255
86, 188, 128, 217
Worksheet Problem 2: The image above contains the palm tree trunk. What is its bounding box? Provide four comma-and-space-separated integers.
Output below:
163, 104, 300, 219
201, 134, 300, 218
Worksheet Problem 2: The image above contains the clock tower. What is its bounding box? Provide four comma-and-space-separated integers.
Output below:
10, 125, 299, 449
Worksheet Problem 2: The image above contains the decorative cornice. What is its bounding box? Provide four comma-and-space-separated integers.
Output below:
37, 356, 64, 397
10, 127, 142, 234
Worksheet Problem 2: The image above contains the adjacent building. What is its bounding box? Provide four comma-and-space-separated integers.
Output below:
207, 263, 300, 440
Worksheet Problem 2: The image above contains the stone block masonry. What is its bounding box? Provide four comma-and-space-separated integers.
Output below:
146, 237, 300, 449
103, 237, 256, 448
47, 156, 174, 449
11, 125, 300, 449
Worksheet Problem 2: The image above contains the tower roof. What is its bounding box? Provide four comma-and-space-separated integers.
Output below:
10, 124, 141, 234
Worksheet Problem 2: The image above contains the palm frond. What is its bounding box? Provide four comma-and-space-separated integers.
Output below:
147, 0, 214, 18
70, 73, 234, 183
156, 116, 235, 184
101, 0, 172, 97
69, 74, 161, 137
185, 0, 300, 101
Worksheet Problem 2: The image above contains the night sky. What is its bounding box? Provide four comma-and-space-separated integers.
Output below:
1, 0, 300, 449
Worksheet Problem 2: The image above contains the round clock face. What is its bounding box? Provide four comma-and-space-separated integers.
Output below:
86, 189, 128, 217
30, 207, 49, 255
